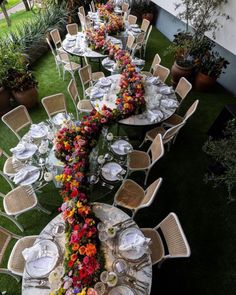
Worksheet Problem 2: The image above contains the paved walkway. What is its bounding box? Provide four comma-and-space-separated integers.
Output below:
0, 1, 25, 20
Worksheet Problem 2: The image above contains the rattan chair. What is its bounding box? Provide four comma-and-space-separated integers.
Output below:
141, 212, 191, 266
57, 51, 80, 81
114, 177, 162, 218
128, 14, 137, 25
153, 64, 170, 83
89, 0, 96, 12
141, 18, 150, 34
0, 185, 50, 232
78, 65, 94, 99
41, 93, 67, 119
0, 226, 37, 281
127, 134, 164, 185
175, 77, 192, 109
84, 56, 105, 82
66, 23, 79, 36
50, 28, 62, 51
126, 34, 136, 53
122, 2, 129, 13
46, 37, 62, 77
79, 5, 85, 17
139, 122, 185, 151
142, 25, 153, 57
142, 52, 161, 77
68, 79, 93, 118
2, 105, 33, 140
0, 149, 14, 198
163, 100, 199, 127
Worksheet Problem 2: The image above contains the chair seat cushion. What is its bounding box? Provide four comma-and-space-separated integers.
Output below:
64, 62, 80, 71
128, 150, 150, 169
141, 71, 152, 77
77, 100, 93, 112
3, 157, 17, 176
146, 126, 165, 141
162, 114, 184, 127
3, 186, 37, 215
7, 236, 37, 275
92, 72, 105, 81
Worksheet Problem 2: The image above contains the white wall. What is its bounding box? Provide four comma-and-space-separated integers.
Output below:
152, 0, 236, 56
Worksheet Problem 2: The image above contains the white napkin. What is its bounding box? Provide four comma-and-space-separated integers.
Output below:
119, 233, 150, 251
160, 99, 178, 108
111, 142, 132, 153
103, 58, 115, 66
73, 47, 84, 54
102, 165, 122, 176
91, 88, 105, 99
30, 124, 47, 138
159, 86, 174, 95
13, 166, 39, 185
10, 143, 26, 154
22, 243, 42, 262
99, 77, 111, 86
146, 94, 162, 110
145, 76, 160, 85
146, 109, 163, 122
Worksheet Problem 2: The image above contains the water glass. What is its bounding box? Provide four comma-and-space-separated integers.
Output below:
94, 282, 106, 295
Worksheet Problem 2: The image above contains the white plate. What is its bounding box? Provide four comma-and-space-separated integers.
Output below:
132, 28, 141, 33
52, 113, 69, 126
29, 124, 48, 139
118, 228, 146, 261
26, 240, 59, 278
111, 139, 132, 156
101, 162, 122, 182
99, 77, 112, 87
14, 144, 38, 160
108, 285, 136, 295
14, 165, 40, 186
130, 24, 139, 28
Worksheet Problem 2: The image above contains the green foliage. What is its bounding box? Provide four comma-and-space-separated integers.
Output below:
203, 119, 236, 201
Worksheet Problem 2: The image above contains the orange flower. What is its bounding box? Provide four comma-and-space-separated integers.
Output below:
72, 243, 79, 251
71, 253, 77, 261
79, 245, 86, 255
68, 260, 74, 268
85, 243, 97, 257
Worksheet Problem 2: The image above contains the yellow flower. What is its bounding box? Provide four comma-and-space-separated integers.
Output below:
78, 287, 87, 295
76, 201, 83, 208
55, 174, 62, 182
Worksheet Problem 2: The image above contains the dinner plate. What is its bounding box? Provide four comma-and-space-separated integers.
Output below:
99, 77, 112, 87
111, 139, 132, 155
101, 162, 122, 182
26, 240, 59, 278
130, 24, 139, 28
118, 227, 146, 261
108, 285, 136, 295
29, 124, 48, 139
132, 28, 141, 33
14, 165, 40, 186
52, 113, 69, 126
14, 144, 38, 160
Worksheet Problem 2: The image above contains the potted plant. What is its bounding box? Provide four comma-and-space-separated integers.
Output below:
203, 119, 236, 203
4, 69, 39, 109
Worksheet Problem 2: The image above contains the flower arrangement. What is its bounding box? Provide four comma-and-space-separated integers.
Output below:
85, 26, 107, 52
53, 2, 146, 292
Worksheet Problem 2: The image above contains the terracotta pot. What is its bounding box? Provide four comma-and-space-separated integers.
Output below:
142, 13, 154, 23
12, 87, 39, 109
171, 61, 193, 87
0, 87, 11, 116
195, 72, 216, 91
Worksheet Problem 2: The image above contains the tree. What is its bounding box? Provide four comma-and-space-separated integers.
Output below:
0, 0, 11, 27
22, 0, 31, 11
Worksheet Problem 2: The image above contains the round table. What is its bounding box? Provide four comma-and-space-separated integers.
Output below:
89, 74, 179, 126
22, 203, 152, 294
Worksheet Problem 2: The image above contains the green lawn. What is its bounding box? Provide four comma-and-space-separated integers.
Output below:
0, 9, 36, 37
0, 0, 21, 11
0, 26, 236, 295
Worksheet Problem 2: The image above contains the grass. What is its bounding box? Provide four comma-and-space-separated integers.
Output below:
0, 26, 236, 295
0, 0, 21, 11
0, 9, 36, 37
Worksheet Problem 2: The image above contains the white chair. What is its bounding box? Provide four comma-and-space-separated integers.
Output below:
142, 25, 152, 57
175, 77, 192, 109
126, 34, 136, 54
0, 226, 37, 281
68, 79, 93, 118
84, 56, 105, 82
2, 105, 33, 140
46, 37, 62, 77
89, 1, 96, 12
126, 134, 164, 185
49, 29, 63, 51
78, 65, 94, 99
114, 177, 162, 218
128, 14, 137, 25
142, 52, 161, 77
66, 23, 79, 36
141, 18, 150, 34
57, 51, 80, 81
41, 93, 67, 119
141, 212, 191, 266
153, 64, 170, 83
122, 2, 129, 13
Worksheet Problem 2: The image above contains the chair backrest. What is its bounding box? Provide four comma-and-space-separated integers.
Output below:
175, 77, 192, 101
136, 31, 145, 44
2, 105, 32, 140
184, 100, 199, 121
68, 79, 80, 120
42, 93, 67, 118
79, 6, 85, 17
0, 226, 12, 265
142, 177, 163, 206
155, 212, 191, 258
148, 133, 164, 166
66, 23, 78, 36
50, 29, 61, 49
57, 51, 70, 63
46, 37, 56, 56
122, 2, 129, 13
90, 0, 96, 12
141, 18, 150, 33
78, 12, 86, 31
79, 65, 92, 98
126, 34, 135, 52
128, 14, 137, 25
150, 53, 161, 73
153, 64, 170, 83
162, 122, 185, 144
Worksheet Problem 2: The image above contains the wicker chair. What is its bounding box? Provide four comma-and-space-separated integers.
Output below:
128, 14, 137, 25
78, 65, 95, 99
122, 2, 129, 13
153, 64, 170, 83
57, 51, 80, 81
127, 134, 164, 185
141, 18, 150, 34
139, 122, 185, 151
0, 185, 50, 232
42, 93, 67, 119
46, 37, 62, 77
66, 23, 79, 36
175, 77, 192, 109
79, 5, 86, 16
126, 34, 136, 54
68, 79, 93, 118
163, 100, 199, 128
89, 0, 96, 12
0, 226, 37, 281
141, 212, 191, 266
114, 177, 162, 218
2, 105, 33, 140
142, 25, 153, 58
0, 149, 14, 198
142, 52, 161, 77
49, 28, 62, 51
84, 56, 105, 82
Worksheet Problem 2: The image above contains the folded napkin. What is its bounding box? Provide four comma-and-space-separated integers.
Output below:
132, 58, 145, 66
22, 243, 42, 262
159, 86, 174, 95
73, 47, 84, 54
91, 88, 105, 99
146, 94, 162, 110
145, 76, 160, 85
119, 233, 150, 251
98, 77, 112, 86
103, 58, 115, 67
160, 99, 178, 108
102, 165, 122, 176
30, 123, 47, 138
13, 166, 39, 185
111, 142, 132, 153
10, 143, 26, 155
146, 109, 163, 123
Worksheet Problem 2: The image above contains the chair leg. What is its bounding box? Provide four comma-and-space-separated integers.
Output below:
37, 203, 51, 215
0, 171, 14, 190
139, 137, 147, 148
144, 169, 150, 186
158, 258, 165, 269
0, 212, 24, 232
0, 269, 21, 282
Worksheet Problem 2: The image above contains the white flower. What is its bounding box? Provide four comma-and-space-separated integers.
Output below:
106, 132, 114, 141
97, 155, 105, 165
44, 172, 53, 182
